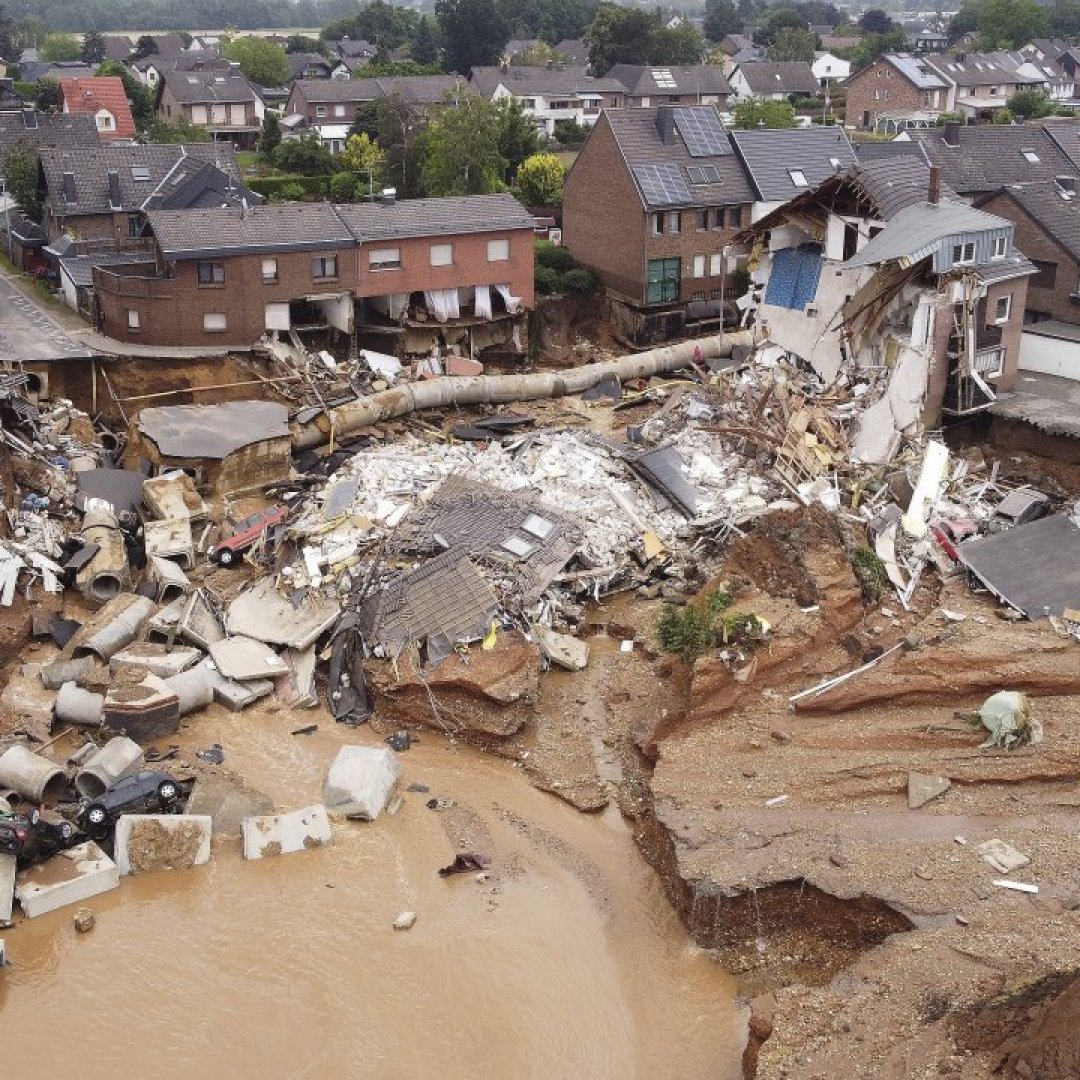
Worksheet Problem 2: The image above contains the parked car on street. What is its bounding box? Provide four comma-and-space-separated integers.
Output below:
78, 770, 183, 839
209, 505, 288, 566
0, 807, 76, 866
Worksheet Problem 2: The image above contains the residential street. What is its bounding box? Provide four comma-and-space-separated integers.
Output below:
0, 270, 86, 361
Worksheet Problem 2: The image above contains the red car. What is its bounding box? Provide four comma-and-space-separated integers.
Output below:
209, 505, 288, 566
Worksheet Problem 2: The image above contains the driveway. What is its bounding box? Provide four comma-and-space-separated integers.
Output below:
0, 272, 88, 361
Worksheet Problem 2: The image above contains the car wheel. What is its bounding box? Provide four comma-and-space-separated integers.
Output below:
218, 549, 235, 566
59, 821, 74, 841
27, 807, 40, 826
158, 780, 179, 803
85, 805, 108, 834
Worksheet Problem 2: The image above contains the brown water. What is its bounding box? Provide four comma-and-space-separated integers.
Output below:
2, 707, 744, 1080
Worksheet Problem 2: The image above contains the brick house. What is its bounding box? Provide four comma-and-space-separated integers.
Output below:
563, 105, 754, 344
844, 53, 953, 132
157, 70, 264, 148
924, 53, 1043, 121
728, 61, 819, 100
93, 194, 536, 354
604, 65, 733, 108
57, 77, 136, 140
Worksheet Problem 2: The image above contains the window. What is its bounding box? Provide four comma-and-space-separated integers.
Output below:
520, 98, 536, 109
203, 312, 228, 332
550, 99, 573, 109
487, 238, 509, 261
727, 206, 741, 228
126, 309, 140, 330
995, 294, 1012, 322
686, 164, 720, 184
261, 258, 278, 282
197, 260, 225, 286
97, 113, 114, 130
369, 247, 401, 270
712, 208, 725, 230
430, 243, 453, 266
650, 213, 662, 235
667, 211, 681, 234
315, 105, 328, 117
334, 104, 345, 117
951, 241, 975, 265
312, 255, 338, 279
695, 209, 707, 231
692, 254, 705, 278
788, 169, 808, 187
1021, 148, 1040, 163
127, 214, 141, 238
974, 346, 1005, 377
646, 257, 680, 303
883, 89, 889, 102
993, 235, 1007, 258
709, 253, 723, 275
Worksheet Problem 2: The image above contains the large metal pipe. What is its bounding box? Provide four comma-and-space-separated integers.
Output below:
292, 333, 755, 450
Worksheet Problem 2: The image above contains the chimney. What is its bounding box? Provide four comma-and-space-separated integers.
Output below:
943, 120, 961, 147
928, 164, 941, 205
107, 170, 122, 210
656, 105, 675, 145
381, 187, 396, 205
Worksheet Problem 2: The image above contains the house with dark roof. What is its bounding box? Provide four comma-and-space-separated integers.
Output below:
564, 105, 754, 343
0, 78, 28, 112
288, 53, 334, 81
92, 193, 536, 353
729, 126, 858, 220
729, 61, 819, 100
554, 40, 589, 66
732, 157, 1035, 432
133, 50, 229, 91
605, 65, 733, 108
20, 60, 97, 84
58, 77, 136, 141
985, 49, 1075, 101
157, 70, 264, 148
103, 36, 135, 63
470, 66, 624, 135
844, 53, 954, 132
39, 143, 248, 243
923, 53, 1043, 121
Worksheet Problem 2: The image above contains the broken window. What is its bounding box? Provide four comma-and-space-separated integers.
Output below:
646, 257, 680, 303
312, 255, 338, 279
197, 260, 225, 286
974, 346, 1005, 377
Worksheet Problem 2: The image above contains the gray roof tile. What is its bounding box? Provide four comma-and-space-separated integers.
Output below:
730, 126, 857, 201
160, 70, 259, 105
470, 65, 624, 97
606, 64, 733, 97
978, 181, 1080, 262
0, 112, 99, 161
733, 61, 819, 95
290, 75, 466, 105
337, 193, 535, 241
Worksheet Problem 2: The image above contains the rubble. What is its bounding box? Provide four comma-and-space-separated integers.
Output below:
241, 805, 332, 859
322, 746, 401, 821
15, 842, 119, 918
113, 814, 212, 875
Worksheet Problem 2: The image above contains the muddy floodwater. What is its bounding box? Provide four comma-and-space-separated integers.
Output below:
2, 706, 744, 1079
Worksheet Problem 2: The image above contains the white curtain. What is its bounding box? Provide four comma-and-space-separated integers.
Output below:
494, 284, 521, 314
474, 283, 492, 319
424, 288, 459, 323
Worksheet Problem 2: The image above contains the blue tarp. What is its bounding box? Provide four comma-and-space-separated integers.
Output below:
764, 244, 824, 310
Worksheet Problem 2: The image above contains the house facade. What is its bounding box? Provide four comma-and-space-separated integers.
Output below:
157, 70, 264, 147
563, 105, 754, 344
58, 77, 136, 141
729, 61, 819, 101
605, 65, 733, 108
470, 66, 625, 135
844, 54, 954, 132
812, 52, 850, 84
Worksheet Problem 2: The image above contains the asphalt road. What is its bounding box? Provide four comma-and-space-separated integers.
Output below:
0, 272, 86, 361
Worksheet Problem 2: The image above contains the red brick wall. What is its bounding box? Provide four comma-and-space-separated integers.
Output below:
844, 58, 927, 129
982, 275, 1028, 393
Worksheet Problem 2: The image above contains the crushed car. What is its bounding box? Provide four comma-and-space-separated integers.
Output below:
209, 505, 289, 566
78, 770, 184, 839
0, 806, 77, 866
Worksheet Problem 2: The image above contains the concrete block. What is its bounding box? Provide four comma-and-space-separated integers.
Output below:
113, 814, 212, 876
242, 804, 332, 860
110, 642, 201, 680
40, 655, 96, 691
209, 637, 289, 681
0, 853, 15, 923
75, 736, 144, 798
532, 624, 590, 671
323, 745, 401, 821
15, 842, 119, 918
199, 659, 274, 711
908, 772, 952, 809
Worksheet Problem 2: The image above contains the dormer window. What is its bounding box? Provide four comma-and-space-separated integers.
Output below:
993, 235, 1007, 258
952, 241, 976, 265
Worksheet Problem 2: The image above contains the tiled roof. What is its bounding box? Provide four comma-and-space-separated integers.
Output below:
554, 39, 588, 65
470, 65, 624, 97
40, 144, 241, 217
733, 61, 819, 95
290, 75, 466, 104
338, 193, 534, 241
880, 54, 950, 90
160, 70, 259, 105
0, 113, 99, 160
1039, 119, 1080, 174
978, 182, 1080, 262
924, 53, 1040, 88
20, 61, 96, 84
103, 36, 134, 62
59, 250, 157, 288
604, 106, 754, 209
332, 39, 377, 58
730, 126, 857, 202
134, 50, 227, 74
606, 64, 733, 97
287, 53, 333, 77
853, 154, 960, 218
910, 125, 1079, 194
58, 77, 137, 139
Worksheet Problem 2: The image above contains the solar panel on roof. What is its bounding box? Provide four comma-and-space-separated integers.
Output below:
674, 107, 730, 158
631, 163, 692, 207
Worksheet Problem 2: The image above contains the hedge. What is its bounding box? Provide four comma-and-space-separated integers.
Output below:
246, 174, 328, 200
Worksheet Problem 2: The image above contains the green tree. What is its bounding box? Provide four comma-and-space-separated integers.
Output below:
858, 9, 894, 34
34, 79, 59, 111
435, 0, 510, 73
348, 100, 382, 140
412, 16, 440, 66
584, 3, 655, 75
648, 22, 706, 63
495, 96, 541, 180
552, 117, 591, 147
517, 41, 563, 65
323, 1, 421, 51
947, 5, 979, 42
1007, 87, 1057, 119
753, 7, 805, 46
0, 3, 14, 63
515, 151, 566, 206
850, 27, 908, 66
339, 132, 386, 188
40, 32, 81, 62
273, 132, 335, 174
98, 60, 154, 131
3, 139, 40, 221
223, 37, 289, 86
975, 0, 1047, 47
420, 92, 505, 195
80, 29, 105, 64
732, 98, 796, 127
144, 115, 212, 143
704, 0, 742, 42
286, 34, 324, 54
1048, 0, 1080, 38
258, 111, 281, 156
12, 16, 44, 53
769, 26, 816, 60
132, 35, 159, 61
376, 93, 427, 197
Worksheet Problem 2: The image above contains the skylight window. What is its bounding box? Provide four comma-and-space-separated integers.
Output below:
686, 164, 721, 184
130, 166, 151, 181
1021, 148, 1040, 163
789, 169, 808, 187
652, 68, 677, 88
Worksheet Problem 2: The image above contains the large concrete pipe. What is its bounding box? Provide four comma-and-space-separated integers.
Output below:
75, 507, 132, 607
71, 594, 156, 661
40, 656, 96, 692
55, 682, 105, 727
163, 664, 215, 718
74, 736, 145, 798
0, 745, 67, 804
293, 332, 757, 450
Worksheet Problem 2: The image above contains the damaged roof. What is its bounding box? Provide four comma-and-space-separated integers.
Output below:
137, 401, 291, 460
730, 126, 858, 202
854, 155, 960, 219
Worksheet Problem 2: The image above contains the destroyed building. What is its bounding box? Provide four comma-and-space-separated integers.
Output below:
733, 157, 1036, 460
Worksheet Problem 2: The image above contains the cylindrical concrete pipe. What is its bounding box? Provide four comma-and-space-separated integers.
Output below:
164, 664, 215, 718
74, 736, 145, 798
75, 508, 132, 607
40, 655, 96, 692
72, 594, 156, 661
0, 745, 67, 804
55, 682, 105, 727
292, 332, 757, 450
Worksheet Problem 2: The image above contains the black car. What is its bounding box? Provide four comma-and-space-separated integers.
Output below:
0, 807, 76, 866
79, 770, 183, 839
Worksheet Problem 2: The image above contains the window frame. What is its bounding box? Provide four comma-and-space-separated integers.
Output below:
202, 312, 228, 333
994, 293, 1012, 323
974, 346, 1005, 378
993, 235, 1007, 259
951, 241, 976, 266
788, 168, 809, 188
312, 254, 338, 280
429, 242, 454, 267
196, 260, 225, 286
368, 247, 402, 271
126, 308, 140, 331
486, 238, 510, 262
666, 211, 681, 235
261, 257, 278, 283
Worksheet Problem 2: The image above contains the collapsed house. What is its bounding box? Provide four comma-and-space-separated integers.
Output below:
733, 156, 1036, 461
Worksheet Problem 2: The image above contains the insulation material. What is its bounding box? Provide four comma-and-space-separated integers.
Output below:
424, 288, 459, 323
474, 283, 492, 320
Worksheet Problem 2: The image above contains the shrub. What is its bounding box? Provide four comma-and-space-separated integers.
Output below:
328, 172, 360, 201
535, 239, 574, 273
534, 265, 561, 295
247, 175, 327, 200
850, 545, 888, 602
559, 267, 599, 292
552, 118, 590, 148
277, 182, 308, 202
656, 604, 716, 663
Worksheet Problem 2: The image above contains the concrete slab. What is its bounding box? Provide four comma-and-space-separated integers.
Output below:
908, 772, 951, 810
0, 853, 15, 922
198, 659, 274, 711
15, 842, 119, 918
209, 637, 289, 681
110, 642, 200, 680
186, 774, 274, 835
532, 624, 590, 671
226, 578, 339, 649
323, 745, 401, 821
113, 814, 212, 876
241, 804, 332, 859
978, 838, 1031, 874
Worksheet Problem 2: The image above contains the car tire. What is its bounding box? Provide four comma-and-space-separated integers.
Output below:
158, 780, 179, 804
59, 821, 74, 841
85, 805, 108, 835
27, 807, 40, 826
218, 549, 235, 566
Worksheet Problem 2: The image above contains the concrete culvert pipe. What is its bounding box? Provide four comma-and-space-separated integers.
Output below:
163, 664, 215, 718
74, 736, 145, 799
75, 508, 132, 607
0, 745, 68, 804
55, 682, 105, 727
71, 594, 156, 661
